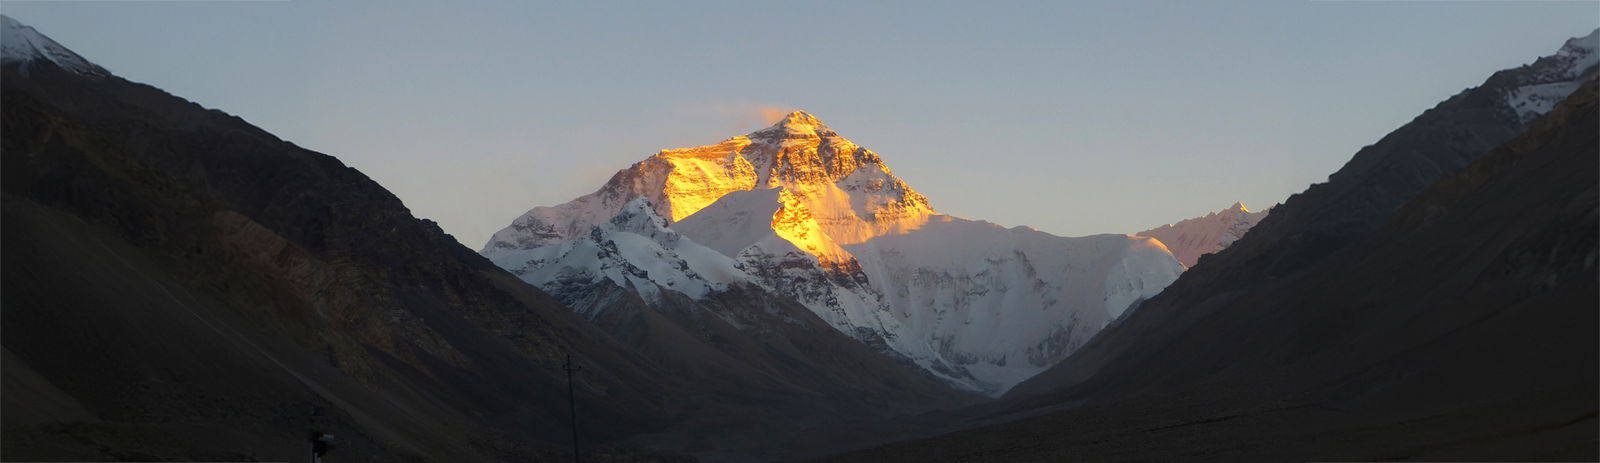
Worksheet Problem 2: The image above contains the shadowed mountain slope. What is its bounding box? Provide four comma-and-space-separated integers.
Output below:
825, 77, 1599, 462
0, 22, 688, 461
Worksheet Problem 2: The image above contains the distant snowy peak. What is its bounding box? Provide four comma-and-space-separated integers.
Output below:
750, 110, 838, 138
1553, 29, 1599, 78
487, 197, 750, 310
607, 196, 674, 239
1138, 202, 1269, 268
482, 110, 934, 255
1500, 28, 1599, 123
1562, 29, 1600, 57
0, 15, 108, 77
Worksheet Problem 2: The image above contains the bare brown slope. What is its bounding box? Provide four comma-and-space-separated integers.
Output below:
1, 59, 686, 460
825, 80, 1599, 462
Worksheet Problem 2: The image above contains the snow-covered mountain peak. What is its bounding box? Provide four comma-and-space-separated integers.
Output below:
608, 197, 671, 234
1561, 28, 1599, 60
0, 15, 108, 77
483, 110, 934, 253
1500, 28, 1598, 123
488, 197, 747, 307
750, 110, 836, 139
1138, 202, 1270, 268
774, 110, 826, 127
1544, 28, 1600, 83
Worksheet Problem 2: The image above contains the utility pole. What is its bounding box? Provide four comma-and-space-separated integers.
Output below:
563, 352, 583, 463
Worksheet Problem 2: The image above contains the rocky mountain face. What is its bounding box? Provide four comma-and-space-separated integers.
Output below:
1137, 202, 1269, 268
483, 110, 933, 251
485, 112, 1184, 395
0, 16, 693, 461
1501, 28, 1599, 123
825, 32, 1599, 462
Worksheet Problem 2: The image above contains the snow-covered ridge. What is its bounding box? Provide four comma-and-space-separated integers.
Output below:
488, 197, 748, 309
1501, 28, 1599, 123
841, 216, 1183, 392
1137, 202, 1269, 268
1, 15, 108, 77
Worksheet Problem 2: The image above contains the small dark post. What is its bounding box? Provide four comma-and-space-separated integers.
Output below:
307, 407, 327, 463
563, 352, 583, 463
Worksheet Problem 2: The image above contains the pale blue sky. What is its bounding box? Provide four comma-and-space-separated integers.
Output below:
4, 1, 1595, 247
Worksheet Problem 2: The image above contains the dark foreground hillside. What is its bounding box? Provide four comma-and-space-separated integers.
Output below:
825, 79, 1599, 462
0, 54, 696, 461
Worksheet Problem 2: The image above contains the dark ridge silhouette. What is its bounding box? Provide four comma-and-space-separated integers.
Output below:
0, 44, 693, 460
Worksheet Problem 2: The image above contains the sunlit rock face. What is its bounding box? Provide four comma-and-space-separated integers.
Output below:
740, 112, 934, 244
484, 111, 1183, 395
482, 111, 932, 254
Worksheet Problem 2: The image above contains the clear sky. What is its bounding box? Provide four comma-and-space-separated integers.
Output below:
4, 1, 1596, 248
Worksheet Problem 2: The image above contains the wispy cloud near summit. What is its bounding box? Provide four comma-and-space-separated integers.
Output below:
670, 101, 794, 135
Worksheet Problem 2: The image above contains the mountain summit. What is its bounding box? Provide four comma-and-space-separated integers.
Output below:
0, 15, 107, 76
1138, 202, 1270, 268
752, 110, 837, 137
484, 110, 931, 252
1499, 28, 1598, 122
